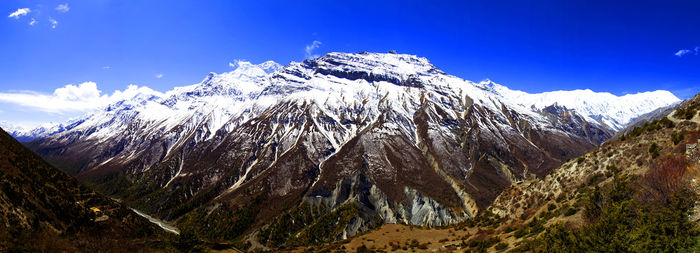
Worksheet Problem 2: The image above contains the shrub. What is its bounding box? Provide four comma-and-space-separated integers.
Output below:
587, 173, 603, 186
672, 132, 685, 145
514, 228, 528, 238
408, 239, 419, 248
674, 105, 698, 120
535, 175, 699, 252
357, 245, 373, 253
467, 236, 500, 252
638, 155, 688, 203
503, 226, 517, 233
495, 242, 509, 251
648, 143, 660, 159
563, 207, 577, 216
555, 194, 566, 203
658, 117, 675, 128
606, 165, 620, 175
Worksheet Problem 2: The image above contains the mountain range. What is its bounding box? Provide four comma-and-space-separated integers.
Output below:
13, 51, 681, 248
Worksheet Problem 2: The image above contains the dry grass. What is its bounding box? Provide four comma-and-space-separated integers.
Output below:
286, 224, 486, 252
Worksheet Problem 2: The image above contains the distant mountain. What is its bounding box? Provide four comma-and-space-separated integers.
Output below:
22, 52, 680, 248
0, 127, 168, 251
609, 100, 683, 140
2, 122, 70, 142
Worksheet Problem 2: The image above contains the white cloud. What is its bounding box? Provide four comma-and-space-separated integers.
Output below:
155, 74, 164, 79
229, 62, 236, 68
55, 3, 70, 13
305, 40, 322, 59
675, 49, 692, 57
675, 46, 700, 57
0, 82, 162, 114
29, 18, 37, 26
102, 66, 111, 70
48, 18, 57, 28
8, 8, 30, 19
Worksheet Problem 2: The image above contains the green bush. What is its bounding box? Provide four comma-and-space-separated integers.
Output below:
495, 242, 509, 251
356, 245, 373, 253
467, 236, 500, 252
672, 132, 685, 145
649, 143, 660, 159
534, 179, 699, 252
674, 105, 698, 120
503, 226, 517, 233
555, 194, 566, 203
563, 207, 577, 216
514, 227, 528, 238
658, 117, 675, 128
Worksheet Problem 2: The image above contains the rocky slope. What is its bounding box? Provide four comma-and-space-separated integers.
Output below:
0, 127, 169, 252
484, 93, 700, 251
22, 52, 679, 247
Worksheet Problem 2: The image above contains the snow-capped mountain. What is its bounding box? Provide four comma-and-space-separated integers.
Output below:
1, 121, 63, 142
23, 51, 679, 246
484, 82, 680, 131
0, 121, 25, 135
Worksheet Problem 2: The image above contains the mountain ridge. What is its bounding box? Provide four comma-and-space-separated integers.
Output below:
10, 52, 679, 142
19, 51, 682, 249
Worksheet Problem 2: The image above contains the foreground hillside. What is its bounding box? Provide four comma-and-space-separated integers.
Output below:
293, 94, 700, 252
0, 127, 175, 252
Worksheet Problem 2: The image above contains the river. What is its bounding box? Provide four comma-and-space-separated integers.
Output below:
129, 208, 180, 235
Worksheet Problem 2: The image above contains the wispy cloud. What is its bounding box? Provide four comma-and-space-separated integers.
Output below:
305, 40, 322, 59
8, 8, 30, 19
155, 73, 164, 79
29, 18, 37, 26
675, 49, 692, 57
0, 82, 162, 114
102, 66, 111, 70
55, 3, 70, 13
48, 17, 57, 28
675, 46, 699, 57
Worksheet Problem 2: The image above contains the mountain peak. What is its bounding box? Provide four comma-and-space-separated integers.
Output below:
290, 51, 444, 88
222, 60, 282, 81
312, 51, 437, 74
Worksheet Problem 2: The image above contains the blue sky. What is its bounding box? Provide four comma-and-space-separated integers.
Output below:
1, 0, 699, 128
